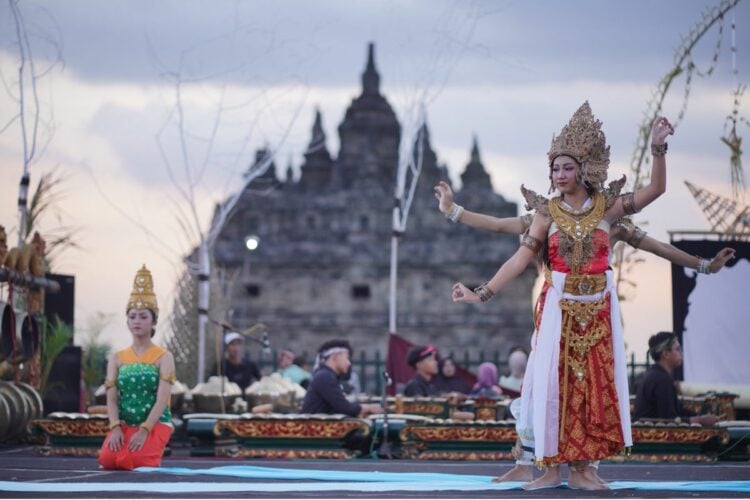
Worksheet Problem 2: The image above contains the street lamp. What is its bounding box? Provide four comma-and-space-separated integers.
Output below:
244, 235, 260, 251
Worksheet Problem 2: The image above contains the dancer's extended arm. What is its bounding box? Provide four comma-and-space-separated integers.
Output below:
611, 221, 736, 273
452, 213, 547, 303
434, 181, 529, 234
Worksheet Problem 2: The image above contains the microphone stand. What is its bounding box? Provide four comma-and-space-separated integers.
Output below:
377, 370, 393, 459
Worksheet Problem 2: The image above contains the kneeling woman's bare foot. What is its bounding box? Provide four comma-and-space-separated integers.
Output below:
521, 466, 561, 490
568, 469, 610, 490
492, 464, 533, 483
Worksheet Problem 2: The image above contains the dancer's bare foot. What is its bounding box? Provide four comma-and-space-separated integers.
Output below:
568, 468, 609, 490
522, 466, 561, 490
492, 464, 533, 483
583, 466, 609, 487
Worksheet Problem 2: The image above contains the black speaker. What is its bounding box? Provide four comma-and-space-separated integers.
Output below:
42, 345, 82, 414
44, 273, 75, 330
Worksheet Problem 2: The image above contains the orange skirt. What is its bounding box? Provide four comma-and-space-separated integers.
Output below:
98, 422, 172, 470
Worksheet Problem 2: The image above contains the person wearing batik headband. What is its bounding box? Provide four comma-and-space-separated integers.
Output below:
634, 332, 720, 426
301, 339, 382, 417
448, 102, 674, 490
403, 344, 440, 397
99, 265, 176, 471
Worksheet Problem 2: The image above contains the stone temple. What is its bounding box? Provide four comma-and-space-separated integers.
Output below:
212, 43, 535, 363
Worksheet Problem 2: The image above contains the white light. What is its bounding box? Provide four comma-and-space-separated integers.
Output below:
244, 235, 260, 251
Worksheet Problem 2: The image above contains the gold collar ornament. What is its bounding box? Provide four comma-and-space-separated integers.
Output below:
548, 101, 610, 191
126, 264, 158, 316
549, 192, 606, 273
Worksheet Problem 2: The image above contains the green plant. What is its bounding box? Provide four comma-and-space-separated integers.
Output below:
80, 312, 112, 405
39, 317, 73, 397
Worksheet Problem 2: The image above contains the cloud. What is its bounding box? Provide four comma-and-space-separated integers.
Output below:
3, 0, 749, 357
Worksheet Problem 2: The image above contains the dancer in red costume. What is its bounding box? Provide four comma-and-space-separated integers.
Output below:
447, 102, 674, 490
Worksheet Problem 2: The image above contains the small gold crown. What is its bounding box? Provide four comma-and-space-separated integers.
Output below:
548, 101, 610, 190
126, 264, 158, 316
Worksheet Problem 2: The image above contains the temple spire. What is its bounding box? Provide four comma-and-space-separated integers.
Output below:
362, 42, 380, 96
470, 134, 480, 163
461, 135, 492, 192
304, 108, 331, 162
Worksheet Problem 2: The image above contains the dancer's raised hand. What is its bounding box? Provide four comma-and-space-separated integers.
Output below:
434, 181, 455, 214
651, 116, 674, 145
710, 247, 736, 273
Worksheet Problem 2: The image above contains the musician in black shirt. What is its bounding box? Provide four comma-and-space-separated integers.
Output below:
634, 331, 719, 426
302, 339, 381, 416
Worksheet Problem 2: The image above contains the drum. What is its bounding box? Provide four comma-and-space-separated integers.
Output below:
0, 302, 17, 362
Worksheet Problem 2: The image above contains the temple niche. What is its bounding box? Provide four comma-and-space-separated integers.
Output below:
212, 43, 535, 360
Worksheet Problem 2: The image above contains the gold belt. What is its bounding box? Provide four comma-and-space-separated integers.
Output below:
544, 268, 607, 296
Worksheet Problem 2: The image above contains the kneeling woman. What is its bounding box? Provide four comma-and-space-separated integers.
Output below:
99, 265, 175, 470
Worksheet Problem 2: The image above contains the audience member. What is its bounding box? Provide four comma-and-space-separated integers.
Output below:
403, 344, 440, 397
634, 331, 720, 425
470, 362, 503, 398
302, 340, 381, 416
435, 355, 470, 395
498, 347, 528, 398
277, 349, 312, 387
210, 332, 261, 392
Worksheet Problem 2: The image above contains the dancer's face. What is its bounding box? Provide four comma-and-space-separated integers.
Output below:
550, 155, 581, 195
127, 308, 155, 339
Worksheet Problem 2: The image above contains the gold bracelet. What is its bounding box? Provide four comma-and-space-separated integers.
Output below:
109, 420, 121, 431
140, 422, 153, 433
651, 142, 668, 157
473, 283, 495, 303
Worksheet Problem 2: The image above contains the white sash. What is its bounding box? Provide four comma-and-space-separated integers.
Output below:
528, 269, 632, 461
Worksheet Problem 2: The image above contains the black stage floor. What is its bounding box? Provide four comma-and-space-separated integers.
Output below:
0, 446, 748, 499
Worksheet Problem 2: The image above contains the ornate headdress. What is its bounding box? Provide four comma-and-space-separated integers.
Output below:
548, 101, 610, 191
126, 264, 158, 316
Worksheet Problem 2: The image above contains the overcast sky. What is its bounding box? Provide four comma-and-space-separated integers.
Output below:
1, 0, 749, 360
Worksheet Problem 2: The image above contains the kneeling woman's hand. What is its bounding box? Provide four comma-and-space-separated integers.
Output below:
107, 426, 124, 452
128, 426, 149, 452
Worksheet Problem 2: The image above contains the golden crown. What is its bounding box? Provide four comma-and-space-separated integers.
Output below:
548, 101, 610, 190
126, 264, 158, 316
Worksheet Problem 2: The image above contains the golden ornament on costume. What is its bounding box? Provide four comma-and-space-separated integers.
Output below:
126, 265, 158, 315
548, 101, 610, 190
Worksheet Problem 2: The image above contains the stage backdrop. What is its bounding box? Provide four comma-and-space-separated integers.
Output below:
671, 239, 750, 384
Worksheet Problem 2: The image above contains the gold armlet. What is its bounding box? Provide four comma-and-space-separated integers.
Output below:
521, 233, 542, 254
621, 192, 638, 216
160, 372, 176, 385
626, 226, 646, 249
473, 283, 495, 303
105, 379, 117, 389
